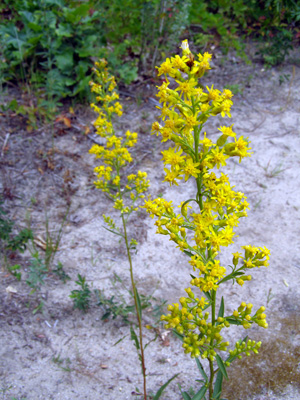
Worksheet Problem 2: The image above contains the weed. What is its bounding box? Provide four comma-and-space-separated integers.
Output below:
263, 160, 286, 178
279, 73, 290, 86
0, 202, 33, 278
70, 274, 91, 312
43, 207, 70, 271
26, 252, 47, 294
52, 261, 71, 283
52, 354, 72, 372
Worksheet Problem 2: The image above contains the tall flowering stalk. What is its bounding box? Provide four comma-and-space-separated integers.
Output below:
144, 41, 270, 399
89, 60, 149, 399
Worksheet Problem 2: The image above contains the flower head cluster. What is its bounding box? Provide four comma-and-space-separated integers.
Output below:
145, 41, 270, 363
89, 60, 149, 215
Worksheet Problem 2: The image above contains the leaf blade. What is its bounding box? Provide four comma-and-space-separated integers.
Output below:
216, 355, 228, 381
152, 373, 180, 400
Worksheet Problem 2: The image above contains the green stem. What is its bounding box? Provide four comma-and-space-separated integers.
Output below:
208, 289, 216, 399
121, 214, 147, 400
208, 358, 214, 399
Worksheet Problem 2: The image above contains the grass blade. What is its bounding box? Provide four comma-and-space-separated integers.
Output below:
152, 373, 179, 400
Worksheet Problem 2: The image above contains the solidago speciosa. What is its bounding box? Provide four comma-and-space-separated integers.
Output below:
144, 40, 270, 399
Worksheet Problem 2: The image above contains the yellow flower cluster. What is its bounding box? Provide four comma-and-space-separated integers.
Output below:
145, 40, 270, 362
89, 60, 149, 214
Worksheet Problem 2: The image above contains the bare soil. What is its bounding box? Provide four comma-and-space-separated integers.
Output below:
1, 49, 300, 400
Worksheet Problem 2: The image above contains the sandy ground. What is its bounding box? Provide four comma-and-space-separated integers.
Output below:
0, 50, 300, 400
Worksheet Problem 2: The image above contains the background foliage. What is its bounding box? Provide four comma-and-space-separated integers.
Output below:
0, 0, 299, 102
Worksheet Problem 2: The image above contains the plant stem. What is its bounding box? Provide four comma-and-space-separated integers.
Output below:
208, 289, 216, 399
208, 358, 214, 399
121, 214, 147, 400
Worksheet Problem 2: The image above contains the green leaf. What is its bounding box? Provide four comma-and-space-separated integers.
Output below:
134, 287, 142, 320
103, 225, 124, 238
55, 51, 74, 72
192, 385, 207, 400
152, 373, 179, 400
113, 335, 128, 346
213, 370, 223, 400
44, 0, 64, 6
130, 326, 140, 350
72, 75, 90, 96
225, 318, 242, 326
55, 23, 73, 37
203, 291, 212, 301
184, 250, 194, 257
217, 297, 224, 319
172, 329, 184, 341
178, 384, 192, 400
216, 355, 228, 381
195, 358, 208, 381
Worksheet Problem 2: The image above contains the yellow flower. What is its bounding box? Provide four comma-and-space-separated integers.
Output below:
183, 159, 201, 181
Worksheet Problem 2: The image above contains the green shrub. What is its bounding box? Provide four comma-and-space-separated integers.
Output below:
0, 0, 106, 99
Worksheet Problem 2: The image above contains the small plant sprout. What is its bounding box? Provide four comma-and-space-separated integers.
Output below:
144, 40, 270, 399
89, 60, 178, 399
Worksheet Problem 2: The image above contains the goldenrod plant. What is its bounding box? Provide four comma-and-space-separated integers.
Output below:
89, 60, 178, 399
144, 40, 270, 400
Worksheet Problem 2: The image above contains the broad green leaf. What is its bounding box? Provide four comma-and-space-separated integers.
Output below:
216, 355, 228, 381
72, 75, 90, 96
55, 23, 73, 37
130, 326, 140, 350
195, 358, 208, 381
134, 287, 142, 320
45, 0, 64, 6
152, 373, 179, 400
213, 370, 223, 400
55, 51, 74, 72
217, 297, 224, 319
192, 385, 207, 400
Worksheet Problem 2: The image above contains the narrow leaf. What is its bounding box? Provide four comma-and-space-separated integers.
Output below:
178, 384, 192, 400
225, 318, 242, 325
217, 297, 224, 319
203, 291, 212, 301
113, 335, 128, 346
192, 385, 207, 400
103, 226, 124, 237
213, 370, 223, 400
195, 358, 208, 381
182, 393, 192, 400
152, 373, 180, 400
134, 287, 142, 320
216, 355, 228, 380
130, 326, 140, 350
172, 329, 184, 342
